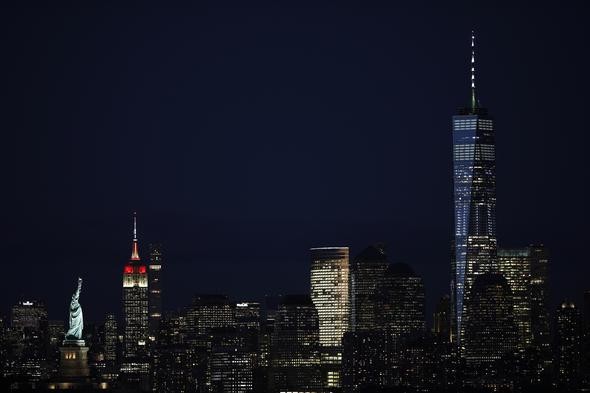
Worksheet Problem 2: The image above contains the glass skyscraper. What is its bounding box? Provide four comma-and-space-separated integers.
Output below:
498, 247, 533, 348
451, 33, 497, 347
310, 246, 350, 389
350, 244, 388, 332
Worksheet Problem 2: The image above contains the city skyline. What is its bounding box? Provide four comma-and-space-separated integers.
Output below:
1, 4, 589, 326
2, 4, 590, 391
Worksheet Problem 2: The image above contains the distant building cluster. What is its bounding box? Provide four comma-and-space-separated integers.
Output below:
1, 34, 589, 392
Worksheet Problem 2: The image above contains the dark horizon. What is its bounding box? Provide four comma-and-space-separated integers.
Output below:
1, 3, 589, 324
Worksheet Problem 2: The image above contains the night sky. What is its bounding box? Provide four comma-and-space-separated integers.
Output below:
1, 3, 589, 324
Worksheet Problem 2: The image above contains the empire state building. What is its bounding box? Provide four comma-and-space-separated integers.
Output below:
451, 33, 497, 348
122, 213, 149, 358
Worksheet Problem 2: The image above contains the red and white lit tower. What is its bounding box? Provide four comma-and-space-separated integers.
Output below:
122, 213, 149, 359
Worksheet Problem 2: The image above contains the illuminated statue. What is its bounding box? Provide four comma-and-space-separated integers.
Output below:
66, 277, 84, 340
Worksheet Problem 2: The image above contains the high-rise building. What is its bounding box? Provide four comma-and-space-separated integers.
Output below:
270, 295, 322, 393
377, 263, 425, 338
498, 247, 533, 348
529, 245, 550, 356
451, 33, 497, 347
433, 295, 451, 342
235, 302, 261, 330
554, 300, 582, 388
148, 243, 163, 343
11, 300, 47, 330
187, 294, 235, 334
122, 213, 149, 358
153, 310, 200, 393
310, 246, 350, 389
210, 327, 257, 393
350, 244, 388, 332
9, 300, 49, 386
462, 273, 517, 365
121, 213, 150, 391
104, 314, 118, 366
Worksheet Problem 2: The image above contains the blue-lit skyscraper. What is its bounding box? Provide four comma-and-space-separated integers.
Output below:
451, 33, 497, 347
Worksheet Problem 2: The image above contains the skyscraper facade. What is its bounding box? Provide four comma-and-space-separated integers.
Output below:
187, 294, 235, 334
554, 300, 582, 388
148, 243, 163, 343
350, 245, 388, 332
235, 302, 261, 330
529, 245, 550, 356
104, 314, 118, 366
121, 214, 150, 391
497, 247, 532, 348
11, 300, 47, 330
310, 246, 350, 389
270, 295, 322, 393
462, 273, 517, 365
377, 263, 425, 338
451, 33, 497, 347
122, 214, 149, 358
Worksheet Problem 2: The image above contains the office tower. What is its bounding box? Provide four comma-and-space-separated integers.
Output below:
8, 300, 49, 387
270, 295, 322, 393
462, 273, 517, 365
148, 243, 163, 343
181, 295, 236, 392
11, 300, 47, 330
350, 244, 389, 332
377, 263, 425, 338
235, 302, 261, 330
310, 246, 350, 389
121, 213, 150, 390
529, 245, 550, 355
104, 314, 118, 366
153, 311, 197, 393
210, 327, 257, 393
498, 247, 533, 348
187, 294, 235, 334
451, 32, 497, 347
554, 300, 582, 388
433, 295, 451, 341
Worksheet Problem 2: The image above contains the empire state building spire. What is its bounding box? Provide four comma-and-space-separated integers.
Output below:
131, 212, 140, 261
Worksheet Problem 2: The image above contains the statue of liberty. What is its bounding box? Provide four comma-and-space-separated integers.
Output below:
65, 277, 84, 341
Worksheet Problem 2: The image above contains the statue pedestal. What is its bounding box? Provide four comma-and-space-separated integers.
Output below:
59, 340, 90, 378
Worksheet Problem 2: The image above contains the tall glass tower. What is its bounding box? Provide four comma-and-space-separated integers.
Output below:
451, 33, 497, 347
310, 246, 350, 389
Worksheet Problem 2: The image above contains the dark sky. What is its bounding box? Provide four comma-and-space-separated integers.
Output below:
1, 3, 589, 324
